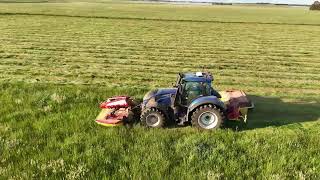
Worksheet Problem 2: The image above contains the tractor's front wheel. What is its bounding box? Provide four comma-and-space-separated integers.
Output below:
191, 105, 223, 130
141, 108, 166, 128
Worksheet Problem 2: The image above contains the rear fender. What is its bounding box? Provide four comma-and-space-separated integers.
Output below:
187, 96, 226, 121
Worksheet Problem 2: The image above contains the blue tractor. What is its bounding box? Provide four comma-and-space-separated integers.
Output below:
96, 72, 253, 130
140, 72, 252, 130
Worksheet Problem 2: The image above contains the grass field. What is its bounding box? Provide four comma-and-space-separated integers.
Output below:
1, 1, 320, 179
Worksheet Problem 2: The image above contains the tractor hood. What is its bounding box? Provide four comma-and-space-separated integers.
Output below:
143, 88, 177, 101
142, 88, 177, 108
156, 88, 177, 96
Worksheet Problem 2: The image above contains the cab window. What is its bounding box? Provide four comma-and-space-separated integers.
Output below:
181, 81, 211, 104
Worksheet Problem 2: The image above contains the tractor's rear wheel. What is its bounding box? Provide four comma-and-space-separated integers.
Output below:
141, 108, 166, 128
191, 105, 223, 130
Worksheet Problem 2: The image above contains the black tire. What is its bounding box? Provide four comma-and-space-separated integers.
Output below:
191, 104, 223, 130
141, 108, 166, 128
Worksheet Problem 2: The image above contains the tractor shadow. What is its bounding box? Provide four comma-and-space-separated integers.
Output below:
225, 95, 320, 131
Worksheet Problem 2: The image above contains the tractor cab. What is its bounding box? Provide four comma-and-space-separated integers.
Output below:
174, 72, 221, 106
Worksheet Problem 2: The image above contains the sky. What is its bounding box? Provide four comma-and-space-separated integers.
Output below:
172, 0, 314, 5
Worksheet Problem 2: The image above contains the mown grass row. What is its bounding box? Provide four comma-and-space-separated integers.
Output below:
0, 2, 320, 25
1, 15, 320, 100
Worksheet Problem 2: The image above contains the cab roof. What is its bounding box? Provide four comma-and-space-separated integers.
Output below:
182, 72, 213, 83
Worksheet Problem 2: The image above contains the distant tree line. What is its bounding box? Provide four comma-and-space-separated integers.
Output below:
310, 1, 320, 10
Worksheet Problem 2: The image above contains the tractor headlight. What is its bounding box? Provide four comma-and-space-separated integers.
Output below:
143, 89, 158, 101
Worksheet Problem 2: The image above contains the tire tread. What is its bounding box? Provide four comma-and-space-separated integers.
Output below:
140, 108, 166, 128
191, 104, 223, 130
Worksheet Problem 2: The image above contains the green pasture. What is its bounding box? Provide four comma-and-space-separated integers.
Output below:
0, 1, 319, 179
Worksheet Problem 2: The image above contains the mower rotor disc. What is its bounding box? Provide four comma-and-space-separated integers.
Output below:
198, 111, 218, 129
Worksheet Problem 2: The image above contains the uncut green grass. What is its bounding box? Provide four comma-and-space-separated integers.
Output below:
1, 83, 320, 179
1, 1, 320, 179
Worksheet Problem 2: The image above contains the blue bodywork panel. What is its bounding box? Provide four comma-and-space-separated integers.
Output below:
187, 96, 226, 117
142, 88, 177, 109
156, 88, 177, 97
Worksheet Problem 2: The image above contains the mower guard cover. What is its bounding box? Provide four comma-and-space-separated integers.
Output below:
219, 90, 254, 122
95, 96, 135, 127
